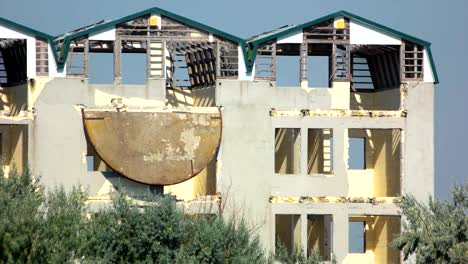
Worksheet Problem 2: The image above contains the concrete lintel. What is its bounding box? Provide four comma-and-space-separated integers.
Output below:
272, 116, 405, 129
271, 203, 399, 216
0, 117, 31, 125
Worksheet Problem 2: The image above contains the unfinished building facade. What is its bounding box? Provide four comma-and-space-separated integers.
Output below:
0, 8, 437, 263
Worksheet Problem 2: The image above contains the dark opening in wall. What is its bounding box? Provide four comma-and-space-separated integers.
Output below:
275, 128, 301, 174
275, 214, 301, 255
307, 214, 333, 260
0, 39, 27, 86
349, 45, 401, 110
88, 52, 114, 84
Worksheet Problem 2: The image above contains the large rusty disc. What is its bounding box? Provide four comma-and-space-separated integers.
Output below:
82, 108, 221, 185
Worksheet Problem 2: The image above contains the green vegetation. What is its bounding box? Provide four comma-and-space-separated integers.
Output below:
9, 167, 466, 263
0, 168, 325, 263
392, 184, 468, 263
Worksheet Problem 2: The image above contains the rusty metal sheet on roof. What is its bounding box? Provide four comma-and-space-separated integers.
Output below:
82, 108, 221, 185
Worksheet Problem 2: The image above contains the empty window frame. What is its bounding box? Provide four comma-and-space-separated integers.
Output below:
36, 38, 49, 76
169, 50, 191, 88
275, 128, 301, 174
0, 52, 6, 84
348, 129, 401, 197
0, 39, 27, 86
121, 52, 147, 84
275, 214, 301, 255
402, 41, 424, 80
307, 56, 330, 87
276, 44, 301, 87
66, 39, 88, 77
348, 216, 401, 262
255, 42, 276, 80
351, 56, 374, 90
308, 129, 333, 175
349, 221, 366, 253
307, 214, 333, 260
348, 137, 366, 170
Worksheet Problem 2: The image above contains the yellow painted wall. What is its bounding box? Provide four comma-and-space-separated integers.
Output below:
0, 83, 28, 115
348, 129, 375, 197
0, 124, 28, 174
194, 158, 217, 196
347, 129, 400, 197
350, 88, 400, 111
166, 86, 216, 107
344, 216, 400, 264
373, 129, 401, 196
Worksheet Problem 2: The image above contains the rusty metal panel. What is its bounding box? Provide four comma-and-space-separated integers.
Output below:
82, 108, 221, 185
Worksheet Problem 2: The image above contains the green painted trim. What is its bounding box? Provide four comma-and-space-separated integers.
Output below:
249, 12, 340, 46
0, 17, 63, 71
54, 7, 245, 70
0, 17, 53, 40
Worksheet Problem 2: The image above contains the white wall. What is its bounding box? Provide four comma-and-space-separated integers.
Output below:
423, 49, 435, 83
350, 20, 401, 45
0, 23, 36, 78
89, 28, 116, 41
277, 30, 303, 44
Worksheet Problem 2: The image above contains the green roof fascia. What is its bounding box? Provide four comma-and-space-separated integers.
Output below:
245, 10, 439, 83
54, 7, 245, 70
0, 17, 54, 40
0, 17, 63, 71
245, 11, 342, 72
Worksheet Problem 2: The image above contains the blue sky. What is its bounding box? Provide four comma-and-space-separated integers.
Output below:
1, 0, 466, 200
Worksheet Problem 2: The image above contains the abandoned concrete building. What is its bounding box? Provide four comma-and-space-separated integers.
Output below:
0, 7, 437, 263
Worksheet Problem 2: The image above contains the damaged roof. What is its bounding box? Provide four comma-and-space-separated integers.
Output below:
0, 8, 438, 83
245, 10, 438, 83
52, 7, 245, 70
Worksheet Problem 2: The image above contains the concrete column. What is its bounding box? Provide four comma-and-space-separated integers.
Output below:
113, 36, 122, 85
300, 127, 308, 175
300, 43, 308, 88
333, 212, 348, 262
333, 127, 348, 191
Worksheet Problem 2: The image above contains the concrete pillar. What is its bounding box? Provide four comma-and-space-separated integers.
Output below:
300, 127, 308, 175
333, 212, 348, 262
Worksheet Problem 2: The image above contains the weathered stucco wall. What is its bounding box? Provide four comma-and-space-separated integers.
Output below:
216, 79, 433, 262
27, 75, 433, 263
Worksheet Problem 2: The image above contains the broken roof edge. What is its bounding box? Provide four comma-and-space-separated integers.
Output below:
53, 7, 246, 70
244, 10, 439, 83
